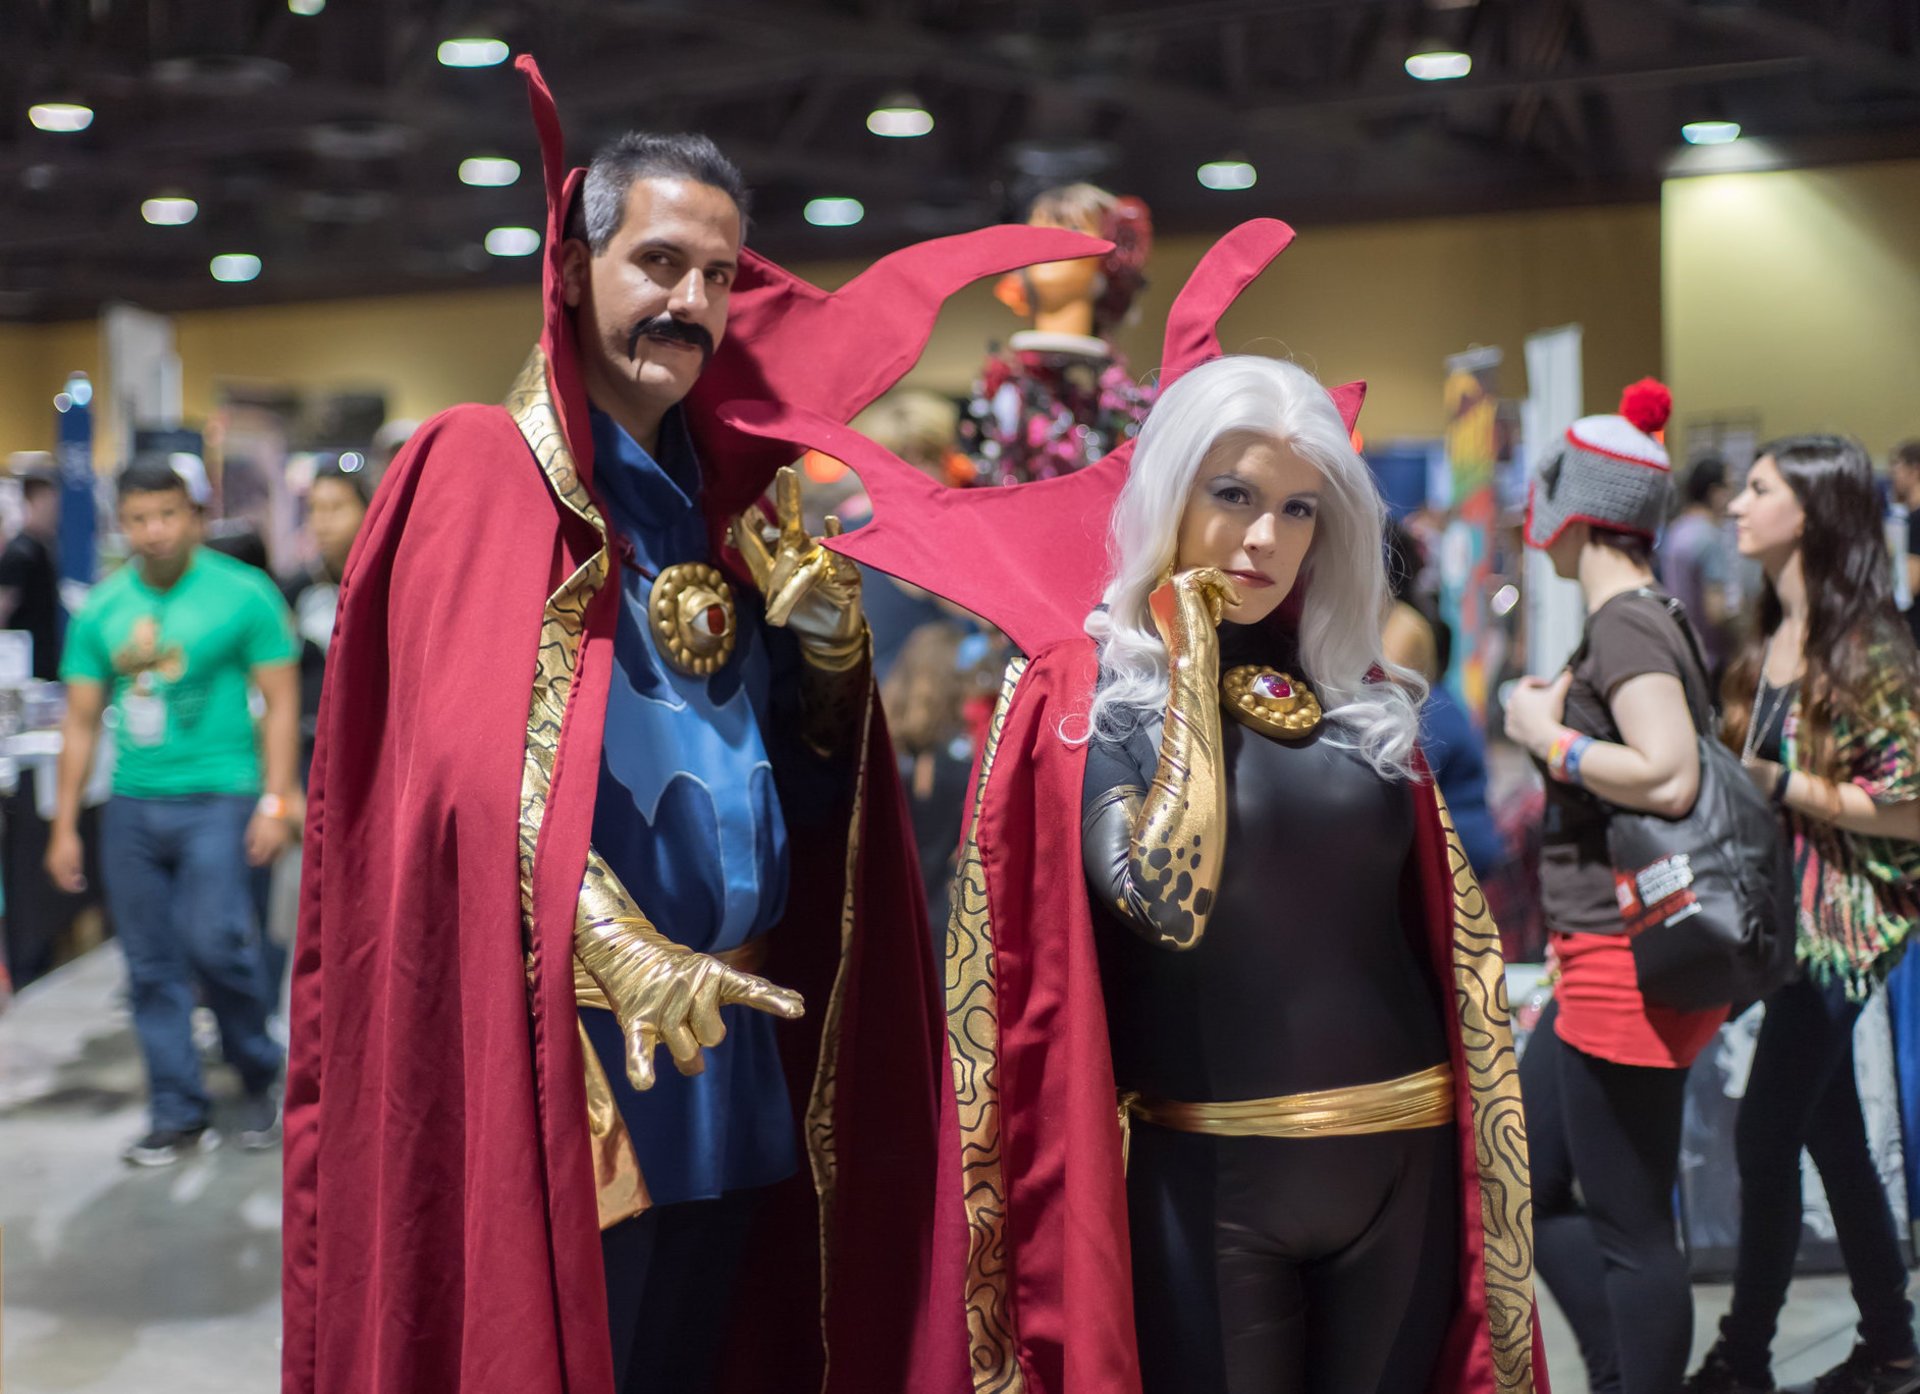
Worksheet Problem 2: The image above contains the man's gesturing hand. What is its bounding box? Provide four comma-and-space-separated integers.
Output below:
574, 854, 803, 1091
729, 465, 864, 664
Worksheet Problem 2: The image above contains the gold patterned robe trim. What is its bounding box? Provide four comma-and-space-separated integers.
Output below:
1436, 790, 1537, 1394
947, 656, 1029, 1394
798, 676, 877, 1392
506, 347, 651, 1231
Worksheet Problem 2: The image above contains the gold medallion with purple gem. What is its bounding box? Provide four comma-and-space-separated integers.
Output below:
1221, 664, 1323, 738
648, 562, 737, 677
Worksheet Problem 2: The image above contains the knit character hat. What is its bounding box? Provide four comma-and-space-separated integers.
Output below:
1525, 378, 1674, 548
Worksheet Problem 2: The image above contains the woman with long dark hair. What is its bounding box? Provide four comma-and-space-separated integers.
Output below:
1687, 436, 1920, 1394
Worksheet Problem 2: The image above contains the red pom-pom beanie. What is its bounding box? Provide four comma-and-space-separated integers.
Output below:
1525, 378, 1674, 548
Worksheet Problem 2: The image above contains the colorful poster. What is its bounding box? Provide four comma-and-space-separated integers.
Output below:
1439, 348, 1507, 726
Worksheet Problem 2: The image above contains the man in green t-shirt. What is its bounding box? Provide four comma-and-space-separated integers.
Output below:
48, 458, 301, 1166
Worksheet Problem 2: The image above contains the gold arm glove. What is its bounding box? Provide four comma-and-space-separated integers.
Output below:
729, 465, 867, 671
730, 464, 869, 755
1087, 567, 1238, 951
574, 849, 804, 1091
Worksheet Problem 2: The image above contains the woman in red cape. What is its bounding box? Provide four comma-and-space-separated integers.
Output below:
722, 220, 1548, 1394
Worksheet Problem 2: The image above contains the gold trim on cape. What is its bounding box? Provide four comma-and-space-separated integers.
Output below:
799, 677, 876, 1392
1436, 789, 1537, 1394
947, 656, 1029, 1394
506, 347, 649, 1230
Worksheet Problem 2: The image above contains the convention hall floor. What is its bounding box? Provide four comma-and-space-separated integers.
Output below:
0, 948, 1901, 1393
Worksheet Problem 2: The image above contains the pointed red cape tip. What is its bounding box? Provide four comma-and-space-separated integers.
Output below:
723, 219, 1368, 657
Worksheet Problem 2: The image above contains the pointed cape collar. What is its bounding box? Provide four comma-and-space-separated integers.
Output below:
717, 219, 1368, 657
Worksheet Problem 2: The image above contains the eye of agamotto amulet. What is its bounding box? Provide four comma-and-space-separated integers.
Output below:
649, 562, 737, 677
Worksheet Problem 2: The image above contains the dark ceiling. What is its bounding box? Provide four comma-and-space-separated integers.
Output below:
6, 0, 1920, 322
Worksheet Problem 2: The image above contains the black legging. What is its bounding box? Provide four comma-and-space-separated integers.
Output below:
1521, 1001, 1691, 1394
1126, 1120, 1459, 1394
1717, 974, 1916, 1384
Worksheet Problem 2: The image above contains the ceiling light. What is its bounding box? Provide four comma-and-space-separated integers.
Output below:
28, 103, 94, 133
484, 226, 540, 257
804, 197, 864, 227
459, 156, 521, 187
1197, 160, 1257, 191
210, 253, 262, 283
289, 0, 325, 12
142, 195, 199, 226
1681, 120, 1742, 145
867, 104, 934, 138
1405, 50, 1472, 80
438, 38, 509, 68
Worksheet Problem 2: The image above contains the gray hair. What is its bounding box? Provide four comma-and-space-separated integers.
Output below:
567, 132, 750, 253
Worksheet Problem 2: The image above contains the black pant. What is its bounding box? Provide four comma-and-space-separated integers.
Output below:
1521, 1001, 1691, 1394
1126, 1120, 1459, 1394
601, 1189, 761, 1394
1718, 975, 1917, 1383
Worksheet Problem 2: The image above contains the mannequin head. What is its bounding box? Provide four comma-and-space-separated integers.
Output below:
993, 183, 1152, 340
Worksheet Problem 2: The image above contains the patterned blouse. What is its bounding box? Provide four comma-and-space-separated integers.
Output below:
1779, 643, 1920, 998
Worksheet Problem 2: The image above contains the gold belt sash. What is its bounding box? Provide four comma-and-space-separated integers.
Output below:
570, 933, 773, 1229
1121, 1062, 1455, 1142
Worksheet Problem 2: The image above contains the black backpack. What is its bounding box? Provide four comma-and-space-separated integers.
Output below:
1600, 591, 1797, 1011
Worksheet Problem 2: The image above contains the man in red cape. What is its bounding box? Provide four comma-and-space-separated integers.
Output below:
281, 57, 1104, 1394
721, 220, 1550, 1394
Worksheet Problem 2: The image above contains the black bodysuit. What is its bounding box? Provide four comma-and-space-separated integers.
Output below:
1081, 625, 1459, 1394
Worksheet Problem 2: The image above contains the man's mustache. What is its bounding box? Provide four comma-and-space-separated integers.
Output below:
625, 315, 715, 368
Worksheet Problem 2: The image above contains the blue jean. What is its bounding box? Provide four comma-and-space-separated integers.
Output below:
101, 795, 284, 1131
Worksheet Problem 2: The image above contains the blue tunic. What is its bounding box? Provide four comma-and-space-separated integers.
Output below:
580, 405, 799, 1206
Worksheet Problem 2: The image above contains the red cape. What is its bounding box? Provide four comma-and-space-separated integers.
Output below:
711, 219, 1546, 1394
936, 638, 1545, 1393
279, 389, 966, 1393
281, 56, 1104, 1394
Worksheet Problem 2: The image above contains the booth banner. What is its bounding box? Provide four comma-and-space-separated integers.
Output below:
1677, 992, 1911, 1279
55, 376, 95, 587
1521, 326, 1587, 678
1439, 347, 1506, 725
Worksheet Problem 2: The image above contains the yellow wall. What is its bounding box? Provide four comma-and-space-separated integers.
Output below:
0, 201, 1664, 461
0, 320, 101, 460
1665, 158, 1920, 459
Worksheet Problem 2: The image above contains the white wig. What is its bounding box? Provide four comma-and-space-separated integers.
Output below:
1082, 354, 1426, 780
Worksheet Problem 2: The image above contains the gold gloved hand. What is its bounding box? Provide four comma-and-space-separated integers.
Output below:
1130, 566, 1239, 949
574, 852, 804, 1091
729, 465, 866, 672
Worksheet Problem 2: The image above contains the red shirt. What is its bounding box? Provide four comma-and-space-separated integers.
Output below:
1551, 929, 1727, 1068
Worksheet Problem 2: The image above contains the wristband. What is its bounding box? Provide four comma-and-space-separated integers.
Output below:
1545, 730, 1593, 787
1770, 764, 1793, 808
256, 793, 289, 821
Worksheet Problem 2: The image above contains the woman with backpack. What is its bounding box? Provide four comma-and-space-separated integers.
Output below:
1686, 436, 1920, 1394
1504, 380, 1729, 1394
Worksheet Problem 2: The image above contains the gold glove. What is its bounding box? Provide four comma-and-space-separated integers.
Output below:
729, 465, 867, 673
574, 850, 804, 1091
1127, 566, 1239, 950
